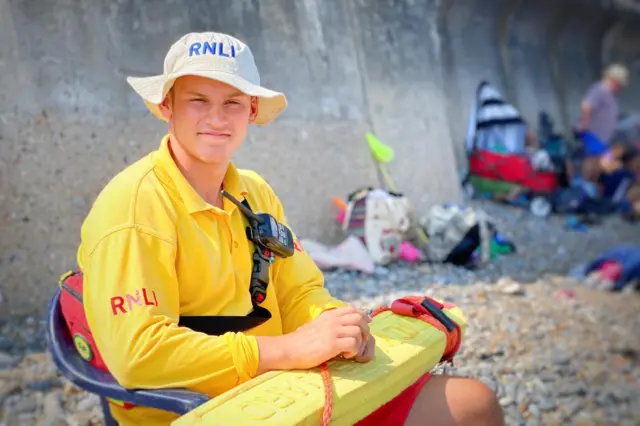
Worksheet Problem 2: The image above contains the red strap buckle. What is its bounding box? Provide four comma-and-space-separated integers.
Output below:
390, 296, 461, 362
393, 296, 457, 332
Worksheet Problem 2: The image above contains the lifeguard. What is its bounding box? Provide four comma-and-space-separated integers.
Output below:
70, 31, 504, 426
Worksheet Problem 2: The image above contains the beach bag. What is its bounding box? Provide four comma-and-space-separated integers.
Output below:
420, 204, 494, 266
342, 188, 411, 265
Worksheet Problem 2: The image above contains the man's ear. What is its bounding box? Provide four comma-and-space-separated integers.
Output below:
248, 96, 259, 124
158, 92, 173, 120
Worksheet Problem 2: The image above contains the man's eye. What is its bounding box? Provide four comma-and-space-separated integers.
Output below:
191, 98, 205, 103
226, 100, 241, 105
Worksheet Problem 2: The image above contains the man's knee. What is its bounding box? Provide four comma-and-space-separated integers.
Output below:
458, 377, 504, 425
407, 375, 504, 426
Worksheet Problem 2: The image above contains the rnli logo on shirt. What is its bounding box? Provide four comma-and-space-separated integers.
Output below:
110, 288, 158, 316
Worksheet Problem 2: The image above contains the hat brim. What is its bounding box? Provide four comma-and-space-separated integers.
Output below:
126, 70, 287, 125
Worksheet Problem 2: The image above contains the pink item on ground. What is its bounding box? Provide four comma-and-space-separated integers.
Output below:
399, 241, 422, 262
598, 260, 622, 281
554, 289, 577, 301
336, 209, 346, 224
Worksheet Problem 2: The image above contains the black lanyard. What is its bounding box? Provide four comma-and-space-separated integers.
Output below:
178, 198, 274, 335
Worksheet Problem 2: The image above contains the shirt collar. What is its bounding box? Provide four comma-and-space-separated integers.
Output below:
153, 134, 248, 214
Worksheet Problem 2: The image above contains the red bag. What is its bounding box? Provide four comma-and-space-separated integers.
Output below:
58, 270, 108, 371
58, 270, 137, 410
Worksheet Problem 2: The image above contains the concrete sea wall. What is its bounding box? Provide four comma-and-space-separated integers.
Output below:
1, 0, 639, 315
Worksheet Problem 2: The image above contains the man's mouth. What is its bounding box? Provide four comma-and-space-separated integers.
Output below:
199, 131, 231, 137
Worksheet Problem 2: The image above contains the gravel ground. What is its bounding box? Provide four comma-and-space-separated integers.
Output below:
0, 200, 639, 426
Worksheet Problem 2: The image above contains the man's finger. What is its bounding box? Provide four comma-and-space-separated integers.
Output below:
325, 306, 358, 317
354, 336, 376, 363
356, 339, 367, 357
331, 305, 370, 319
336, 325, 363, 339
337, 336, 360, 359
338, 314, 370, 341
339, 312, 369, 327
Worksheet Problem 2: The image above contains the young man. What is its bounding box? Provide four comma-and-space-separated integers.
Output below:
77, 32, 503, 425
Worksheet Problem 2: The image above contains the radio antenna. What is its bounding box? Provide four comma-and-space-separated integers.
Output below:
221, 190, 263, 223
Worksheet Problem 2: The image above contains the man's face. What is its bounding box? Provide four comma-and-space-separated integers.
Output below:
610, 79, 625, 94
160, 75, 258, 166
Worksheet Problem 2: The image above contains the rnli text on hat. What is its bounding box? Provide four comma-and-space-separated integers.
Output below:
189, 42, 236, 58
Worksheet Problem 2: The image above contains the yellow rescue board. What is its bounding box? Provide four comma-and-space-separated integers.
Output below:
172, 305, 466, 426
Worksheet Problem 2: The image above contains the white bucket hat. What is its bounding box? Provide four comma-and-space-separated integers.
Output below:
127, 32, 287, 125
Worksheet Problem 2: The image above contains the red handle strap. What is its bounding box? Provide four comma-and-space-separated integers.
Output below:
386, 295, 462, 363
320, 296, 462, 425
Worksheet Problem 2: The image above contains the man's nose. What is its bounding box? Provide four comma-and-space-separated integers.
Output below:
205, 104, 228, 126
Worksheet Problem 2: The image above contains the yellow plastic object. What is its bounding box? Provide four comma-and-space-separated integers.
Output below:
172, 305, 466, 426
365, 132, 394, 163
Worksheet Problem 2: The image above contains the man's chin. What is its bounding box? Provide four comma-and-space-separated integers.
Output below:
198, 155, 229, 166
197, 148, 232, 165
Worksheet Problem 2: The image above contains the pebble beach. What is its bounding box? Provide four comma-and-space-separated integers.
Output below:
1, 200, 639, 426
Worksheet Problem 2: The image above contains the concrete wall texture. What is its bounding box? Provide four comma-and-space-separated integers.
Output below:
1, 0, 640, 316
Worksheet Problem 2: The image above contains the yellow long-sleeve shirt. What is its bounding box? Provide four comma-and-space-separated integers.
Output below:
77, 135, 346, 425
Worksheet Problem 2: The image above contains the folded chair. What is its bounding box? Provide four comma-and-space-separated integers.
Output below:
45, 288, 209, 426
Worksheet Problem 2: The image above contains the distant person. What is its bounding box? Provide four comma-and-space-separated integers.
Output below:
625, 150, 640, 215
598, 143, 636, 202
603, 149, 640, 219
576, 64, 629, 182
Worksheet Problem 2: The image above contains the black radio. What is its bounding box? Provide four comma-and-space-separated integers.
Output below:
221, 190, 295, 258
178, 190, 295, 334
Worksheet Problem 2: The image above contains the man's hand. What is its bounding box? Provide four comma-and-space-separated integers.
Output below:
284, 306, 371, 370
354, 334, 376, 363
600, 155, 622, 174
255, 306, 373, 374
578, 100, 591, 132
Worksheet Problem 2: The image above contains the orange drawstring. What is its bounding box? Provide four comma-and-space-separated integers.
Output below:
319, 297, 461, 426
320, 362, 333, 426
